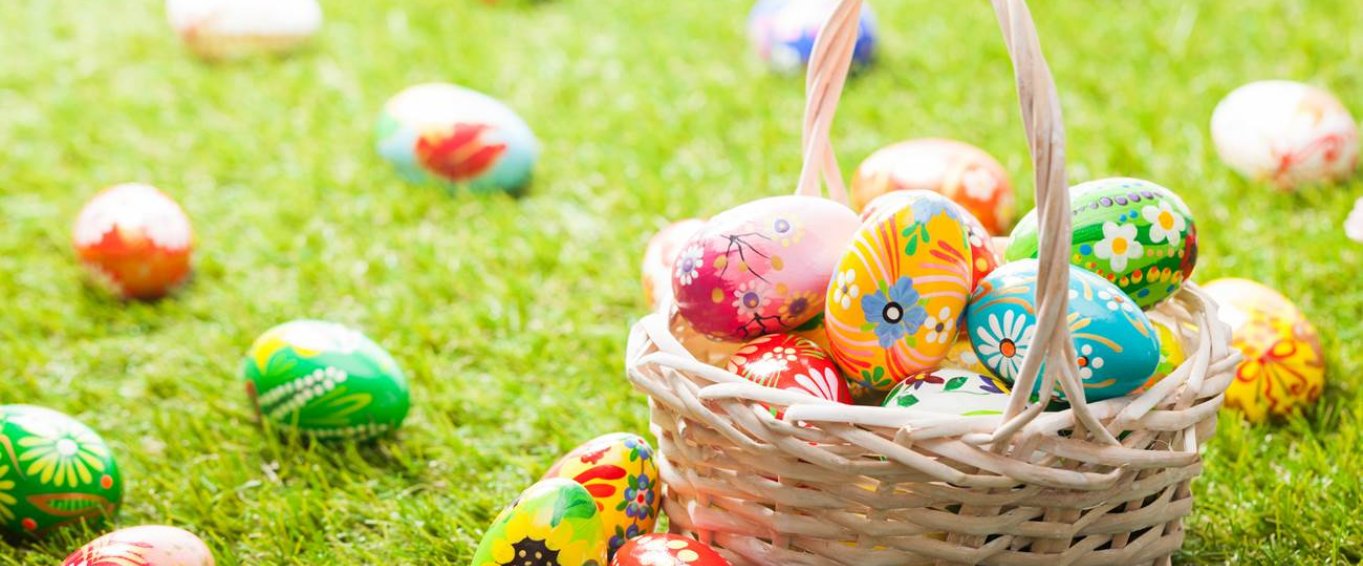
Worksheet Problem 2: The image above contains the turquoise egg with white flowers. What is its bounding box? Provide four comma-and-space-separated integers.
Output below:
966, 260, 1159, 402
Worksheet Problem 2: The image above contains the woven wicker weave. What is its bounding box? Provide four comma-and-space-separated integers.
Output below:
625, 1, 1237, 564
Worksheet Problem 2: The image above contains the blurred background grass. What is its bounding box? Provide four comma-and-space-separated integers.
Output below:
0, 0, 1360, 563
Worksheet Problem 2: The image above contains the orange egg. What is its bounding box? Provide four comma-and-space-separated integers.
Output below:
851, 138, 1014, 234
72, 184, 193, 300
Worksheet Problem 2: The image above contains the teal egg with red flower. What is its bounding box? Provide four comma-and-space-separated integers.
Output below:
0, 405, 122, 537
612, 533, 733, 566
726, 333, 853, 417
376, 83, 539, 195
1005, 177, 1197, 308
967, 260, 1160, 402
543, 433, 660, 558
881, 369, 1011, 416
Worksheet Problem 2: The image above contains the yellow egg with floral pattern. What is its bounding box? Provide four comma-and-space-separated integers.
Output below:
824, 191, 973, 399
544, 433, 660, 558
471, 478, 608, 566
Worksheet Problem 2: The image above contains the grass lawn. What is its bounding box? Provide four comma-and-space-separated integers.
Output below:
1, 0, 1361, 563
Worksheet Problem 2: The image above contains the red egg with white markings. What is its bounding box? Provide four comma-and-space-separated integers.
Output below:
726, 333, 852, 416
72, 183, 193, 300
612, 533, 732, 566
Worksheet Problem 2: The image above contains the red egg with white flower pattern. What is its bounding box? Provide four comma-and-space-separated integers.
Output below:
642, 219, 707, 311
726, 333, 853, 416
72, 184, 193, 300
861, 190, 999, 291
672, 196, 860, 342
612, 533, 732, 566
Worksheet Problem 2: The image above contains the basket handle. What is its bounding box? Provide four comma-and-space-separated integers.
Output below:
797, 0, 1119, 446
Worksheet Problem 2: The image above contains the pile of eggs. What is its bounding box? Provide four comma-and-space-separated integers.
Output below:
470, 433, 731, 565
646, 137, 1213, 415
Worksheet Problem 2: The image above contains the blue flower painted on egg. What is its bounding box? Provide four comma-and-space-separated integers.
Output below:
861, 276, 928, 348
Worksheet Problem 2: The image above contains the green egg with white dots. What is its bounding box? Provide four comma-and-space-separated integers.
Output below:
1005, 177, 1197, 309
242, 320, 410, 441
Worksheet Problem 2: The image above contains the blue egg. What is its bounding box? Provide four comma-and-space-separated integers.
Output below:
747, 0, 878, 74
966, 260, 1159, 402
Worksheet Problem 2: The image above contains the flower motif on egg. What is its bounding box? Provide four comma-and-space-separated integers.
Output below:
973, 310, 1035, 382
14, 418, 111, 489
860, 276, 928, 349
472, 479, 607, 566
1142, 201, 1186, 247
831, 269, 860, 310
923, 307, 956, 345
1075, 344, 1106, 380
1093, 222, 1143, 273
770, 215, 804, 247
616, 533, 732, 566
730, 280, 773, 318
674, 246, 703, 286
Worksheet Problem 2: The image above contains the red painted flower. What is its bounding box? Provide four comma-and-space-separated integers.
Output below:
415, 123, 507, 182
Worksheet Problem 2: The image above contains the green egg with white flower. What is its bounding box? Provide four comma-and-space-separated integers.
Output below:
1005, 177, 1197, 308
881, 369, 1012, 416
0, 405, 122, 537
242, 320, 410, 441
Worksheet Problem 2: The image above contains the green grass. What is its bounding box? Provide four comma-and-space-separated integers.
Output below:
0, 0, 1361, 563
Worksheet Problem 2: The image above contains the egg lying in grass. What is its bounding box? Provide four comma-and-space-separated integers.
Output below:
471, 478, 608, 566
968, 260, 1160, 402
376, 83, 539, 195
613, 534, 732, 566
1211, 80, 1359, 190
0, 405, 122, 537
73, 183, 193, 300
1006, 177, 1197, 309
543, 433, 661, 558
726, 333, 853, 416
64, 525, 214, 566
242, 320, 410, 441
824, 191, 973, 398
672, 196, 859, 342
166, 0, 322, 60
852, 139, 1015, 234
1204, 278, 1326, 422
747, 0, 878, 74
642, 219, 706, 311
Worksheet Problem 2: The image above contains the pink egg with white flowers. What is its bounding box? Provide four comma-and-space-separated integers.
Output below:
672, 196, 859, 342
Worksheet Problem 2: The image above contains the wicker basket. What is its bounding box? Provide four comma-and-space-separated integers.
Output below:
625, 1, 1239, 564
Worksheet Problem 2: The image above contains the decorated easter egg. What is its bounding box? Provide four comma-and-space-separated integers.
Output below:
882, 369, 1011, 416
747, 0, 877, 74
166, 0, 321, 60
376, 83, 539, 195
851, 139, 1015, 234
72, 183, 193, 300
64, 525, 214, 566
824, 191, 973, 399
642, 219, 707, 311
1204, 278, 1325, 422
612, 534, 732, 566
543, 433, 660, 558
726, 333, 853, 416
241, 320, 410, 441
471, 478, 608, 566
0, 405, 122, 537
673, 195, 859, 342
862, 190, 1000, 290
1211, 80, 1359, 190
1006, 177, 1197, 309
968, 260, 1160, 402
